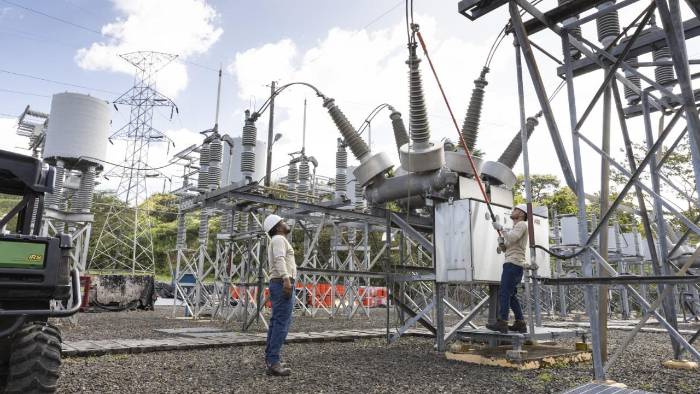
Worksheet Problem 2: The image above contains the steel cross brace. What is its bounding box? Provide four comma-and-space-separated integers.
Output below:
389, 297, 436, 343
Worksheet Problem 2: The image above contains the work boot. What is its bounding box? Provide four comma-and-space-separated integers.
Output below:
485, 319, 508, 334
266, 362, 291, 376
509, 319, 527, 333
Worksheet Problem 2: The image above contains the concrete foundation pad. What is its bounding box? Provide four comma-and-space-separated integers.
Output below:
662, 359, 699, 370
445, 344, 591, 370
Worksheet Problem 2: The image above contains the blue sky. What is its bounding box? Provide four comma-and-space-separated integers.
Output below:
0, 0, 698, 199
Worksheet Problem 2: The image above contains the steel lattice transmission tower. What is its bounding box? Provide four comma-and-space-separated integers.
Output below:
90, 51, 178, 273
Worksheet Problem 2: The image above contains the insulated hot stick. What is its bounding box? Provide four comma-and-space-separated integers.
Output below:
413, 28, 502, 237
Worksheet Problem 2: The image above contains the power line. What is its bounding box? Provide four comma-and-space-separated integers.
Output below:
1, 0, 103, 35
0, 69, 120, 95
0, 88, 51, 98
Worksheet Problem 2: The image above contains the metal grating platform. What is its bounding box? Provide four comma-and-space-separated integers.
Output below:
458, 326, 584, 343
563, 382, 656, 394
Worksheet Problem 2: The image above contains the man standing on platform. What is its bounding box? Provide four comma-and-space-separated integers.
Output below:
263, 214, 297, 376
486, 204, 528, 334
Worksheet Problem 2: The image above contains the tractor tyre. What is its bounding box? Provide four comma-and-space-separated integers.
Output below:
4, 322, 62, 394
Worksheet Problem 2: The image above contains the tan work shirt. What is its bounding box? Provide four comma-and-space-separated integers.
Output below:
503, 221, 528, 266
268, 235, 297, 279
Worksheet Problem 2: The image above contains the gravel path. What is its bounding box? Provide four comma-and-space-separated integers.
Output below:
53, 307, 700, 393
58, 331, 699, 394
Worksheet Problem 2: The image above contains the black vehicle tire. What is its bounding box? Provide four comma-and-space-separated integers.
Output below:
0, 337, 9, 392
4, 322, 62, 394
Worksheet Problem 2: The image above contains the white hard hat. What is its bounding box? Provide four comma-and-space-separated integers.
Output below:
515, 204, 528, 216
263, 214, 283, 233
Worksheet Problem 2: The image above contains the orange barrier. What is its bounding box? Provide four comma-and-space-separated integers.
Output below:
228, 283, 387, 309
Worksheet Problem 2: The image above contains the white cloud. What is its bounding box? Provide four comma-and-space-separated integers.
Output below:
75, 0, 223, 97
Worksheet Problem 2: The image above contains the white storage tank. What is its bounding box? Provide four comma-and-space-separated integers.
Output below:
44, 93, 110, 166
221, 136, 267, 185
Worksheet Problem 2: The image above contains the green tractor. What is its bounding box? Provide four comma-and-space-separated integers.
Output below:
0, 150, 81, 393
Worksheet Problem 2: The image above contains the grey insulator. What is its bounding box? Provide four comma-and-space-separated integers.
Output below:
389, 110, 409, 151
239, 213, 250, 233
46, 162, 65, 209
241, 113, 257, 179
335, 140, 348, 194
221, 211, 233, 234
407, 43, 431, 147
558, 0, 581, 58
596, 2, 620, 46
623, 57, 641, 105
323, 98, 370, 161
198, 143, 210, 190
461, 67, 489, 151
287, 160, 298, 195
208, 137, 222, 189
176, 211, 187, 249
653, 47, 675, 86
497, 116, 539, 169
198, 209, 209, 243
76, 166, 96, 213
232, 211, 240, 232
354, 182, 365, 212
297, 157, 310, 203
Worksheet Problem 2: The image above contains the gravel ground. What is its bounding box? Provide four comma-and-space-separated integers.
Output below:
58, 331, 700, 394
52, 307, 700, 393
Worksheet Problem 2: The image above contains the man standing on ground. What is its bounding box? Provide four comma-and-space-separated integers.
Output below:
263, 214, 296, 376
486, 204, 528, 334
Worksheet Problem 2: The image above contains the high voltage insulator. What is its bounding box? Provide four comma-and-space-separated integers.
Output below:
46, 160, 65, 209
335, 139, 348, 196
461, 67, 489, 151
558, 0, 581, 59
76, 166, 96, 213
208, 137, 222, 190
653, 47, 675, 86
287, 159, 298, 196
297, 156, 310, 203
232, 210, 240, 232
198, 143, 210, 190
198, 209, 209, 243
220, 211, 232, 235
354, 182, 365, 212
176, 211, 187, 249
596, 1, 620, 46
240, 111, 257, 181
407, 42, 431, 147
497, 116, 539, 169
624, 57, 642, 105
389, 110, 409, 150
323, 98, 370, 160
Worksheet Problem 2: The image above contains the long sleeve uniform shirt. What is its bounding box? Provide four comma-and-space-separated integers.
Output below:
268, 235, 297, 279
503, 221, 528, 266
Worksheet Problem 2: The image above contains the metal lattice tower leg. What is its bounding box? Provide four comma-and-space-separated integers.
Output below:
90, 51, 178, 274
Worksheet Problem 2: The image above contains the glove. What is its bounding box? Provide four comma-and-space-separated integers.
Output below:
492, 222, 503, 231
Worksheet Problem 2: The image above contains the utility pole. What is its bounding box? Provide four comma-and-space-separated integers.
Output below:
264, 81, 276, 187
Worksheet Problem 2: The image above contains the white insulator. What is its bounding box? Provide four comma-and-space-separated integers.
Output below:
335, 140, 347, 197
221, 211, 233, 234
198, 209, 209, 243
176, 211, 187, 249
208, 138, 222, 190
623, 57, 641, 105
354, 183, 365, 212
240, 112, 257, 180
232, 211, 240, 232
287, 161, 298, 197
198, 143, 210, 190
298, 157, 310, 203
77, 166, 96, 213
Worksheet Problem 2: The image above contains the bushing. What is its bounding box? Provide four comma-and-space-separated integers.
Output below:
444, 150, 483, 177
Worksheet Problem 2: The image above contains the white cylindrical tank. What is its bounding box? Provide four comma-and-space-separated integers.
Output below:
221, 136, 267, 186
44, 92, 110, 166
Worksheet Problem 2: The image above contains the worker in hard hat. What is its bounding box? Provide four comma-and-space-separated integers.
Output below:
262, 214, 296, 376
486, 204, 528, 334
